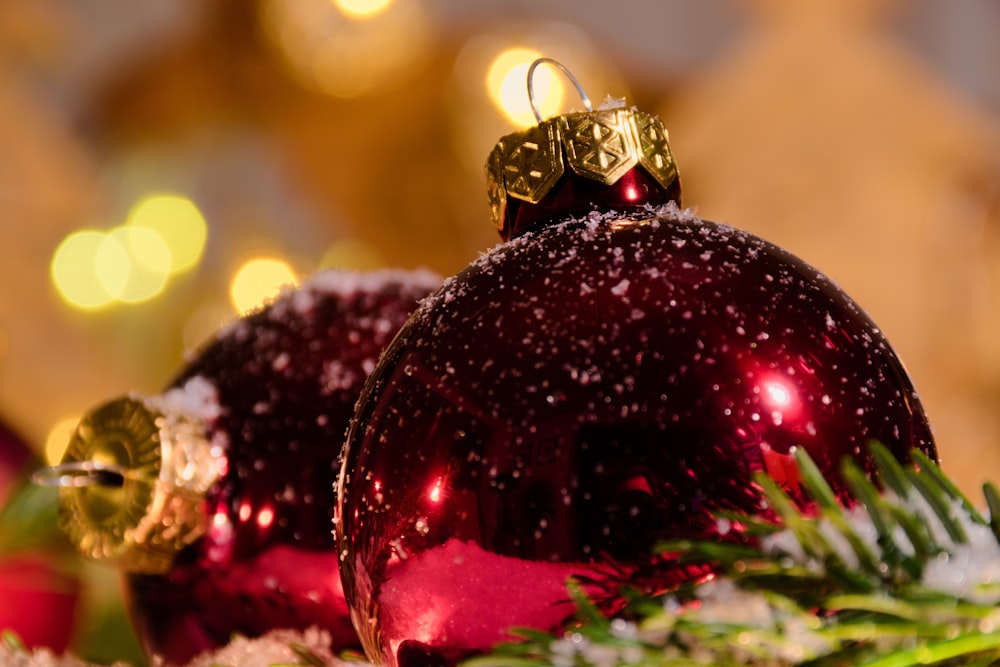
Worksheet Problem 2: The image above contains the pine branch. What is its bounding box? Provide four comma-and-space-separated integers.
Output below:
466, 445, 1000, 667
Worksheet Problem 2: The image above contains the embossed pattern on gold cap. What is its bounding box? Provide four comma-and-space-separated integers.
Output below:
485, 106, 680, 233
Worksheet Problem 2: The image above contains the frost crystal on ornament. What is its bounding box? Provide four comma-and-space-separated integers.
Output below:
337, 204, 936, 667
336, 59, 935, 667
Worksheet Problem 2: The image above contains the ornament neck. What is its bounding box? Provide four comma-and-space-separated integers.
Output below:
33, 396, 221, 573
485, 59, 682, 240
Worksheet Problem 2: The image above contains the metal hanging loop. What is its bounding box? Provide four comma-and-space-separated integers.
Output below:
527, 57, 593, 123
32, 461, 130, 488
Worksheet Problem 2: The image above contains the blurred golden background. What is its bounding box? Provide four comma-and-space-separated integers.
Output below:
0, 1, 999, 656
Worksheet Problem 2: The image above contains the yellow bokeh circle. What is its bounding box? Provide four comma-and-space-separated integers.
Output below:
487, 48, 565, 127
45, 415, 82, 465
230, 258, 299, 315
127, 194, 208, 275
52, 193, 208, 311
333, 0, 393, 19
104, 226, 172, 303
51, 230, 117, 311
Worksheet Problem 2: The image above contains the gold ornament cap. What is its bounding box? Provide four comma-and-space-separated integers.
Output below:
486, 58, 681, 240
33, 395, 223, 574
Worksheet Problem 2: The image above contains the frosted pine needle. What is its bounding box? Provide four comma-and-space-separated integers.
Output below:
467, 444, 1000, 667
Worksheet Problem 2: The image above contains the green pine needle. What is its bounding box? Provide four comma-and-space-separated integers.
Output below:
869, 442, 912, 499
983, 482, 1000, 543
467, 444, 1000, 667
857, 633, 1000, 667
911, 449, 986, 526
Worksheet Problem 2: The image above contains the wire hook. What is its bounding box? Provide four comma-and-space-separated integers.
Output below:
527, 57, 593, 123
32, 461, 130, 488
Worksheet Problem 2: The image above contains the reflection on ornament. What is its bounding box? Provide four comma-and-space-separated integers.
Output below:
336, 61, 938, 667
40, 269, 441, 665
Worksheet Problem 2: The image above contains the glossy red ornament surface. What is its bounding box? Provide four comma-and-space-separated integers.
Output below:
123, 270, 439, 666
336, 205, 936, 667
0, 420, 80, 653
500, 166, 681, 241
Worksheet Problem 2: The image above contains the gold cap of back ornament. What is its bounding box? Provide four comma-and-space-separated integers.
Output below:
486, 57, 681, 235
33, 396, 222, 574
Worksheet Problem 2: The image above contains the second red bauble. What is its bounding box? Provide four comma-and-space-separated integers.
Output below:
53, 269, 439, 665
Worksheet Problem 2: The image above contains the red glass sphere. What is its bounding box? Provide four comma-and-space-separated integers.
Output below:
336, 205, 936, 667
120, 270, 439, 665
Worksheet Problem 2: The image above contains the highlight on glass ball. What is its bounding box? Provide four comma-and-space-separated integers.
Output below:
335, 59, 937, 667
35, 269, 440, 666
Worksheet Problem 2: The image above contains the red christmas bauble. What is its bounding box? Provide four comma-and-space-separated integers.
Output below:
335, 99, 937, 667
50, 269, 439, 666
0, 419, 80, 653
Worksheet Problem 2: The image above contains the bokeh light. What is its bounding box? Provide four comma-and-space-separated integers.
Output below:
127, 194, 208, 275
260, 0, 429, 98
487, 48, 564, 127
334, 0, 393, 19
229, 257, 298, 315
121, 224, 173, 274
51, 194, 206, 311
93, 230, 131, 299
319, 238, 385, 271
45, 415, 81, 465
51, 230, 117, 311
449, 28, 627, 172
104, 226, 172, 304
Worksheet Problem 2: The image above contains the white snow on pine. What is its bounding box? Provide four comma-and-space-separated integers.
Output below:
761, 492, 1000, 604
563, 487, 1000, 666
